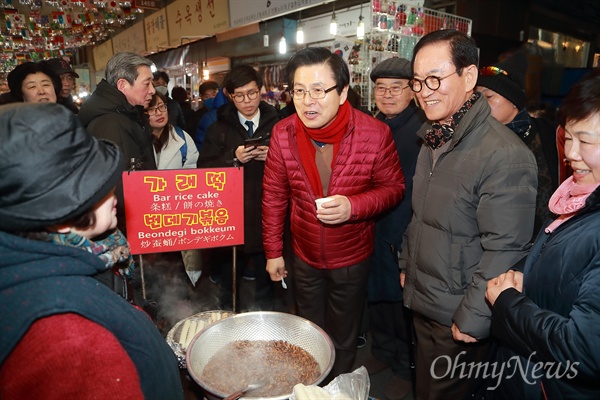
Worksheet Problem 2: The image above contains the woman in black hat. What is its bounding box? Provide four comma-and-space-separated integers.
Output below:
0, 103, 183, 399
6, 61, 61, 104
476, 51, 559, 234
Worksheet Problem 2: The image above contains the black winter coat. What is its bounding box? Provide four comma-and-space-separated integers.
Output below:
198, 102, 280, 253
368, 105, 424, 302
78, 80, 157, 231
485, 186, 600, 399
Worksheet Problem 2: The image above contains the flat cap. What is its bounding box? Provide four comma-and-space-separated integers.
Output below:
370, 57, 412, 82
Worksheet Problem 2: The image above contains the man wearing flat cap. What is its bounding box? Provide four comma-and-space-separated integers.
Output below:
364, 57, 425, 400
46, 57, 80, 114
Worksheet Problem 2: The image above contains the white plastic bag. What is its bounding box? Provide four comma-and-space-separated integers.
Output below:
291, 366, 370, 400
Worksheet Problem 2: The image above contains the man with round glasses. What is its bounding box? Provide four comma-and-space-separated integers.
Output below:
262, 47, 405, 382
398, 30, 538, 399
364, 57, 425, 400
198, 64, 280, 312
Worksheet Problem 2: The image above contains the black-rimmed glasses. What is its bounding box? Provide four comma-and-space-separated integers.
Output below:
409, 70, 459, 93
146, 103, 167, 115
232, 90, 260, 103
291, 85, 337, 100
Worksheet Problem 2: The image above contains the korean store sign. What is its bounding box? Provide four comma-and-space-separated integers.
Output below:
123, 168, 244, 254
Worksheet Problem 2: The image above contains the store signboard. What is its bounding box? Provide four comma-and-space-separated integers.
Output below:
229, 0, 328, 28
123, 168, 244, 255
166, 0, 229, 47
93, 39, 113, 71
145, 8, 169, 52
113, 20, 146, 55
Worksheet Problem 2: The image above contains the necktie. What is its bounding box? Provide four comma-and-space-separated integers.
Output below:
245, 120, 254, 137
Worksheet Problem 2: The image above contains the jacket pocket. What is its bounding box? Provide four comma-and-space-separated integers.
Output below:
448, 243, 466, 294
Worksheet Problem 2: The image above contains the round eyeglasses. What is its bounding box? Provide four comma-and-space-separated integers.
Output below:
374, 85, 409, 96
232, 90, 260, 103
291, 85, 337, 100
409, 70, 459, 93
146, 103, 167, 115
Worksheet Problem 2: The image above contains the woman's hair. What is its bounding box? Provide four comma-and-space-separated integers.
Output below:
557, 68, 600, 128
285, 47, 350, 95
171, 86, 189, 105
147, 91, 172, 153
7, 61, 61, 101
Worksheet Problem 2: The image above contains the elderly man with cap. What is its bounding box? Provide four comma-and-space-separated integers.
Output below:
0, 103, 183, 399
476, 50, 558, 234
363, 57, 425, 400
46, 57, 80, 113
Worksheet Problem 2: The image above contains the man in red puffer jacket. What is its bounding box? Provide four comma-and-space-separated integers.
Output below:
262, 47, 405, 382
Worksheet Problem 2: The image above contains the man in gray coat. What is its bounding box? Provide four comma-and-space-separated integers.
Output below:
399, 30, 537, 399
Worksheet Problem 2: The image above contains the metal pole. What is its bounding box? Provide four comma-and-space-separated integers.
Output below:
139, 254, 146, 300
232, 246, 237, 312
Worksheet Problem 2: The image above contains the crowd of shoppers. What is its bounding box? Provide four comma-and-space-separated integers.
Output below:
1, 33, 598, 400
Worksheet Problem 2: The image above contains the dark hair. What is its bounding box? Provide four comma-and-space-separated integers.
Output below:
7, 61, 62, 101
171, 86, 188, 104
223, 65, 262, 94
412, 30, 478, 76
286, 47, 350, 95
146, 92, 172, 153
557, 68, 600, 128
154, 70, 170, 84
199, 80, 219, 95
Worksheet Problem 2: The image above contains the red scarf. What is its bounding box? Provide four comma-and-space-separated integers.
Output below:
296, 101, 351, 196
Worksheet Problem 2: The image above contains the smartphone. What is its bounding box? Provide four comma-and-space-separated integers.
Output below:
244, 137, 262, 148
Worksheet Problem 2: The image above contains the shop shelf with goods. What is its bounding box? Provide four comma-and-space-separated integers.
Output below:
350, 0, 472, 112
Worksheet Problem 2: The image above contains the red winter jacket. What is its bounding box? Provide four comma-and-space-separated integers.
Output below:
262, 108, 405, 269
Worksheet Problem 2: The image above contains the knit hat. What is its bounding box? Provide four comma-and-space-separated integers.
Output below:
46, 57, 80, 78
0, 103, 124, 231
370, 57, 412, 82
477, 51, 528, 110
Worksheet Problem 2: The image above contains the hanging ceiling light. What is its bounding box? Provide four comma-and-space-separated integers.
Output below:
202, 61, 209, 81
296, 12, 304, 44
279, 36, 287, 54
264, 22, 269, 47
330, 2, 337, 36
357, 3, 365, 39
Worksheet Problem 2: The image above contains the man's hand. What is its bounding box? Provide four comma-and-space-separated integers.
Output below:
316, 195, 351, 224
266, 256, 287, 282
253, 145, 269, 162
234, 145, 257, 163
400, 272, 405, 288
486, 270, 523, 306
451, 323, 479, 343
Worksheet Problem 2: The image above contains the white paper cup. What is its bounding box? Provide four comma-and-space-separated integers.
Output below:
315, 197, 335, 210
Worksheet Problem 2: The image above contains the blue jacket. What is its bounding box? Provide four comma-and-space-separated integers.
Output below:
194, 88, 229, 151
487, 186, 600, 400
